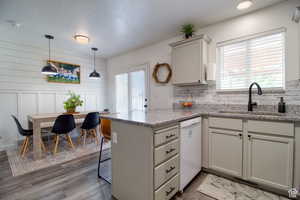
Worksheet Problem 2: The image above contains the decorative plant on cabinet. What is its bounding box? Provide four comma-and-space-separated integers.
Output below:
64, 91, 84, 113
181, 24, 195, 39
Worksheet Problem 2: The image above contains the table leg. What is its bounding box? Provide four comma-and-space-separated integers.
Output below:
33, 120, 42, 160
28, 120, 33, 130
83, 130, 87, 145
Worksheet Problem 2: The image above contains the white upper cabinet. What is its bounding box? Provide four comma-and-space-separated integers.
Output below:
170, 35, 210, 85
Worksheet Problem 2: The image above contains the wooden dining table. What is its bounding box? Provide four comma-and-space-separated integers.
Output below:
28, 111, 108, 160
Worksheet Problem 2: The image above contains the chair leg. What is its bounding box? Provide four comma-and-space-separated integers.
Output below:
41, 138, 47, 152
98, 137, 104, 179
53, 135, 60, 155
93, 129, 99, 145
83, 130, 87, 145
66, 134, 75, 149
21, 137, 29, 157
77, 129, 83, 145
19, 137, 27, 155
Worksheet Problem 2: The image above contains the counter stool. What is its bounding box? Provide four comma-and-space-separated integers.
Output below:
52, 114, 76, 154
98, 118, 111, 183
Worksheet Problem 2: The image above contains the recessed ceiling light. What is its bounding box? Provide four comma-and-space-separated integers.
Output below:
73, 34, 89, 44
237, 0, 253, 10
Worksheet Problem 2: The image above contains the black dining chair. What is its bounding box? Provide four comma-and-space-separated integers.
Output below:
11, 115, 46, 157
52, 114, 76, 154
78, 112, 100, 145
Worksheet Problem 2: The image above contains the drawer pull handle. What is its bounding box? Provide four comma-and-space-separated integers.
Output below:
165, 187, 175, 196
166, 134, 175, 139
166, 148, 176, 154
165, 166, 176, 173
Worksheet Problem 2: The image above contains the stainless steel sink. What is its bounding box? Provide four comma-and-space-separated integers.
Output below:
218, 110, 285, 116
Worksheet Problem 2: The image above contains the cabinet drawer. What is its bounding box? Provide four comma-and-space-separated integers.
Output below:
248, 120, 294, 137
155, 126, 179, 147
155, 174, 179, 200
155, 155, 179, 189
155, 139, 179, 166
209, 117, 242, 131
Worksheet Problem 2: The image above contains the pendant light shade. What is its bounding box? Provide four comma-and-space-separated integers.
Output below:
89, 47, 101, 79
42, 35, 58, 75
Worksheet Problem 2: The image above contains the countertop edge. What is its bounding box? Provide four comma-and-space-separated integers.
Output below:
100, 111, 300, 128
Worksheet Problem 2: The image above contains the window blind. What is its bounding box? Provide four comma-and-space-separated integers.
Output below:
217, 30, 285, 90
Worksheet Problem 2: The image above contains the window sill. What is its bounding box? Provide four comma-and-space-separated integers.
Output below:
216, 88, 285, 94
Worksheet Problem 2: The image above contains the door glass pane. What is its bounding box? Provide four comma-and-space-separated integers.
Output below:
130, 70, 145, 111
115, 73, 128, 113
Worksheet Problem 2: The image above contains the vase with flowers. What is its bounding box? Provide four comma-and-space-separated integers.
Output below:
63, 91, 83, 114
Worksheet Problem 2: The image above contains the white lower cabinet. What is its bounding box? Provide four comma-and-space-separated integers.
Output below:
246, 133, 294, 190
208, 117, 295, 191
209, 128, 243, 177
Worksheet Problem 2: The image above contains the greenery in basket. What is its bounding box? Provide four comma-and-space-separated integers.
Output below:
181, 24, 195, 39
63, 91, 83, 113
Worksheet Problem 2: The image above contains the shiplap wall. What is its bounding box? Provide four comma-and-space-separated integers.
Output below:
0, 39, 107, 150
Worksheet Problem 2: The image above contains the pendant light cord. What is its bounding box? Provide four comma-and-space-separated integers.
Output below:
48, 38, 51, 61
93, 49, 96, 71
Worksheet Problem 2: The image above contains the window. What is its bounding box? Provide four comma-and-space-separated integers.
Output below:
217, 29, 285, 90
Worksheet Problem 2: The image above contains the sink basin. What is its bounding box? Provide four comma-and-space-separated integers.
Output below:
219, 110, 285, 116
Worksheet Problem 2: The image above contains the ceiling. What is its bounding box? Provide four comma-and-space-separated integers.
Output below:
0, 0, 285, 58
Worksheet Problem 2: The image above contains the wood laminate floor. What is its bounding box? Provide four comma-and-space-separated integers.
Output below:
0, 150, 212, 200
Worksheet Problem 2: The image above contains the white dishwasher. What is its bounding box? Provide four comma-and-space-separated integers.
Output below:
180, 117, 202, 191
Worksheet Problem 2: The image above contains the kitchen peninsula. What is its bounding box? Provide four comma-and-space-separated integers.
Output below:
101, 108, 300, 200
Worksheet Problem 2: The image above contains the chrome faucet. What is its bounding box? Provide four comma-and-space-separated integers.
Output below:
248, 82, 263, 111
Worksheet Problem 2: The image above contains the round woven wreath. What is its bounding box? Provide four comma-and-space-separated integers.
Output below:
152, 63, 172, 84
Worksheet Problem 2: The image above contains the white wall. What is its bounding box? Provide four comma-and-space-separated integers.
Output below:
107, 0, 300, 110
0, 33, 107, 150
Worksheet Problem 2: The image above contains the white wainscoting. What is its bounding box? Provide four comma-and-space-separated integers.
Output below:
0, 90, 103, 150
0, 39, 107, 150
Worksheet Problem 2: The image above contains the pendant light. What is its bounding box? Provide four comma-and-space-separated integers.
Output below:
41, 35, 58, 75
89, 47, 101, 79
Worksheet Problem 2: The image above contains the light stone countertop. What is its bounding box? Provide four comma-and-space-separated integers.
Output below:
100, 109, 300, 127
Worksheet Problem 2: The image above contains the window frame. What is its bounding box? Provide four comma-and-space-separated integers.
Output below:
216, 28, 286, 92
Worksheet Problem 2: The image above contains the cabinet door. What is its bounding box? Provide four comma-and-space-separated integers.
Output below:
246, 133, 294, 190
209, 128, 243, 177
172, 41, 201, 84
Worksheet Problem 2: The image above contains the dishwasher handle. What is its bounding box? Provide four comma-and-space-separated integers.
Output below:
180, 117, 201, 128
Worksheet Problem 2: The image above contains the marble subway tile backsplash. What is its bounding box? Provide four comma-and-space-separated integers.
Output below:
173, 80, 300, 114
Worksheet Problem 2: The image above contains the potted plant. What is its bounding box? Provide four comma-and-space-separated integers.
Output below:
63, 91, 83, 113
181, 24, 195, 39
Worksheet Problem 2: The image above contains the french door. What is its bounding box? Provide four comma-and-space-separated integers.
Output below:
115, 65, 149, 113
